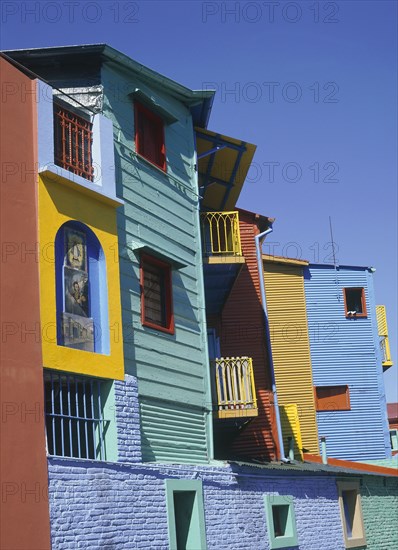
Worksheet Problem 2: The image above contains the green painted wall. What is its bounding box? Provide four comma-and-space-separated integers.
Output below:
101, 62, 212, 463
361, 475, 398, 549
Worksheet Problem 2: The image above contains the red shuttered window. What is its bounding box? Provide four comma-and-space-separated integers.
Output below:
140, 254, 174, 334
134, 102, 166, 171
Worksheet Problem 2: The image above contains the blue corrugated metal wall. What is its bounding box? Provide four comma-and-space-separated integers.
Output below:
304, 264, 391, 460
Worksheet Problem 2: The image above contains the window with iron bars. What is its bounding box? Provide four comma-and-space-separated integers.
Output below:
44, 371, 112, 461
54, 102, 94, 182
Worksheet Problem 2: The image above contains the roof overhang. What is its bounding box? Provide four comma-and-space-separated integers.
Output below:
263, 254, 309, 267
196, 129, 256, 211
237, 208, 274, 233
1, 44, 215, 128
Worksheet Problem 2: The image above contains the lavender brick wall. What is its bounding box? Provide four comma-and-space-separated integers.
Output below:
46, 374, 398, 549
47, 459, 347, 550
114, 374, 142, 464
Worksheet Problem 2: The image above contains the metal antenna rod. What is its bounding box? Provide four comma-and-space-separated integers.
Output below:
329, 215, 337, 268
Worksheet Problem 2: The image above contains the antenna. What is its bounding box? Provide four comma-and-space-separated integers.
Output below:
329, 216, 340, 300
329, 216, 337, 268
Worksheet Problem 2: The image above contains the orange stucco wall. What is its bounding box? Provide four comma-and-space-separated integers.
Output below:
0, 57, 51, 549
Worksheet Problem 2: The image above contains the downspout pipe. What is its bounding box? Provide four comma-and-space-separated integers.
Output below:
255, 224, 289, 462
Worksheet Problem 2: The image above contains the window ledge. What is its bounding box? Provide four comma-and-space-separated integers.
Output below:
40, 166, 124, 207
133, 150, 167, 174
345, 314, 367, 319
142, 320, 175, 336
345, 537, 367, 549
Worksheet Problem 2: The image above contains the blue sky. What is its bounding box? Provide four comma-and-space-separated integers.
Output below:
1, 0, 397, 401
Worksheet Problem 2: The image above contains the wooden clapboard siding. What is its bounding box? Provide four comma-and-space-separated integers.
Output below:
263, 261, 319, 455
102, 64, 211, 463
220, 212, 278, 461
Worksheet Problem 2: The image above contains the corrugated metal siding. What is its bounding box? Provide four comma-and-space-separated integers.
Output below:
264, 263, 319, 454
220, 214, 277, 461
102, 64, 211, 464
140, 399, 208, 464
304, 265, 390, 460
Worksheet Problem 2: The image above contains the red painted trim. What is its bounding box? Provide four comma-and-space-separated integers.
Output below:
134, 101, 166, 172
140, 253, 174, 335
303, 453, 398, 477
343, 287, 367, 318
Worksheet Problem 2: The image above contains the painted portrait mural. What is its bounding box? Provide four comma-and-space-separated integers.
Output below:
62, 227, 94, 351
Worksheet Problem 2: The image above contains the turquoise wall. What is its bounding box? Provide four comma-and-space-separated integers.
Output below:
361, 475, 398, 549
101, 62, 212, 463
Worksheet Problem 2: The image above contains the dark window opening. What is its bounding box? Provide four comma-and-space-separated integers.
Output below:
135, 102, 166, 171
342, 489, 357, 539
141, 254, 173, 334
344, 288, 367, 317
272, 504, 289, 537
173, 491, 196, 550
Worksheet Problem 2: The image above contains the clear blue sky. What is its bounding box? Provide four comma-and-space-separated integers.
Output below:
1, 1, 397, 401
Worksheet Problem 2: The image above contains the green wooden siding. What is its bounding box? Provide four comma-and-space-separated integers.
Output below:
141, 400, 208, 464
101, 63, 211, 463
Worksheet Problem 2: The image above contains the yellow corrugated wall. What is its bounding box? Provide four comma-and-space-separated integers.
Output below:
279, 404, 304, 459
264, 262, 320, 455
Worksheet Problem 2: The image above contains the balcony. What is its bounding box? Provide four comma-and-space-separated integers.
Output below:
211, 356, 258, 419
200, 211, 242, 260
200, 211, 245, 315
376, 305, 393, 370
54, 103, 94, 182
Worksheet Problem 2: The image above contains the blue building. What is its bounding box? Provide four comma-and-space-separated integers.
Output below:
304, 263, 392, 461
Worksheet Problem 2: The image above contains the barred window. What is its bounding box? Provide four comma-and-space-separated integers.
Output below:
44, 371, 111, 461
54, 102, 94, 182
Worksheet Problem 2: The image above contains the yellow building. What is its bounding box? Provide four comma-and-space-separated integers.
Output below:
263, 255, 319, 457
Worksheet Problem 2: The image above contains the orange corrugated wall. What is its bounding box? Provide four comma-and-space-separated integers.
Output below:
220, 212, 278, 461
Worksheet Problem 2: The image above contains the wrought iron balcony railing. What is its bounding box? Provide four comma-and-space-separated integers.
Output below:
200, 211, 242, 257
54, 103, 94, 182
211, 356, 258, 419
376, 305, 393, 369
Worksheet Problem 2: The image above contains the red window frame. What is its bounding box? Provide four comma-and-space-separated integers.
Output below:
343, 287, 367, 318
54, 103, 94, 182
315, 385, 351, 411
140, 254, 174, 334
134, 102, 166, 172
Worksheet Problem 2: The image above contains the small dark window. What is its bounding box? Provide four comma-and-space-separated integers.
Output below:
342, 490, 357, 539
264, 495, 298, 549
141, 254, 173, 334
344, 288, 367, 317
272, 505, 289, 537
135, 102, 166, 171
315, 385, 351, 411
